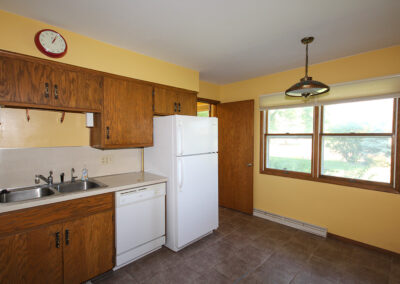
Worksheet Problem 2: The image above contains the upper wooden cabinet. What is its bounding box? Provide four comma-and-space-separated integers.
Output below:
0, 51, 102, 112
90, 76, 153, 149
153, 86, 197, 116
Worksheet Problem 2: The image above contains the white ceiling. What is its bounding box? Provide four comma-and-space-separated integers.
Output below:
1, 0, 399, 84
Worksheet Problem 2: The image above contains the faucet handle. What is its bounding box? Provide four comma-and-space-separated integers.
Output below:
35, 175, 40, 184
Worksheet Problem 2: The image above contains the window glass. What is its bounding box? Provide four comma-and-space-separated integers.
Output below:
323, 99, 393, 133
268, 107, 313, 134
321, 136, 392, 183
266, 136, 312, 173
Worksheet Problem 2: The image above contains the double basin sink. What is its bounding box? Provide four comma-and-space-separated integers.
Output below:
0, 180, 107, 203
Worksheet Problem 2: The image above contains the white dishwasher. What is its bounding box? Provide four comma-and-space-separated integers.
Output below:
114, 183, 166, 270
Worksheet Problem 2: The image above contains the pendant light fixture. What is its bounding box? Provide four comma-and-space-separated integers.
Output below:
285, 37, 330, 98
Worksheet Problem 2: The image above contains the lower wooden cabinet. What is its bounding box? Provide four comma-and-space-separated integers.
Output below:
0, 223, 63, 284
63, 210, 114, 284
0, 194, 114, 284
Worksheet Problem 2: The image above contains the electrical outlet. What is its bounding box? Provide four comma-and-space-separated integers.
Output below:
101, 155, 113, 165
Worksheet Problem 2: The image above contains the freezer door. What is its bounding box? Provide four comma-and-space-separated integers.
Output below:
176, 153, 218, 249
176, 116, 218, 156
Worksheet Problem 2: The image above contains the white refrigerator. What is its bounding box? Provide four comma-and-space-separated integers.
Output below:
144, 115, 218, 252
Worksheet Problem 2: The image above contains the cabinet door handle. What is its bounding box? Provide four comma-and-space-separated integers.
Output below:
55, 232, 60, 248
174, 102, 177, 112
44, 82, 49, 98
54, 84, 58, 100
178, 103, 181, 112
106, 127, 110, 140
65, 229, 69, 245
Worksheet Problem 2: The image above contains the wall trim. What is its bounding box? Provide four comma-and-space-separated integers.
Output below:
253, 208, 327, 237
328, 233, 399, 256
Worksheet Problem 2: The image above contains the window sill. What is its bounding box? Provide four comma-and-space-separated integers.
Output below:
260, 169, 399, 194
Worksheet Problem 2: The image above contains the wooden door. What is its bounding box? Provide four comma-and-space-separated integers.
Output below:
0, 223, 63, 284
63, 210, 114, 284
218, 100, 254, 214
103, 76, 153, 147
153, 87, 176, 115
176, 91, 197, 115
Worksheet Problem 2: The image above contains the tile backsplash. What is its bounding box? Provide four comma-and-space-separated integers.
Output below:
0, 146, 141, 188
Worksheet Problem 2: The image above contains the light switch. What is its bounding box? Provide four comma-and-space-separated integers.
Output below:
86, 113, 94, 128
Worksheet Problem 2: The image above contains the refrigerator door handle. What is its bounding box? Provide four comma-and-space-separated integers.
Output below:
177, 158, 184, 192
177, 121, 183, 156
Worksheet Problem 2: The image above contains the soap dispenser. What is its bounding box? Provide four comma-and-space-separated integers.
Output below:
81, 166, 88, 181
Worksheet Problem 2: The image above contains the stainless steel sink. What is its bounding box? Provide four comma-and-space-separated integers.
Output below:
52, 180, 107, 193
0, 179, 107, 203
0, 186, 55, 203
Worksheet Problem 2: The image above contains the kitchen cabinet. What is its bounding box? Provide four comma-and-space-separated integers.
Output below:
0, 223, 63, 284
153, 86, 197, 116
55, 68, 103, 111
0, 51, 102, 112
63, 210, 114, 284
0, 193, 114, 284
90, 76, 153, 149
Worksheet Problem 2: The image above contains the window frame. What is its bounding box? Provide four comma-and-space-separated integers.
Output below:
262, 106, 317, 179
260, 98, 400, 194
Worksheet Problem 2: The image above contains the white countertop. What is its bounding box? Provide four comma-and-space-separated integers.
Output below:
0, 171, 167, 214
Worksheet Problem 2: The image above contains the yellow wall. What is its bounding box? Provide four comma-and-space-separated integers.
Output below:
199, 81, 221, 101
0, 9, 199, 148
0, 10, 199, 91
220, 45, 400, 253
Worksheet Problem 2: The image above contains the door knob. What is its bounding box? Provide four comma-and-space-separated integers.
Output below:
247, 163, 253, 167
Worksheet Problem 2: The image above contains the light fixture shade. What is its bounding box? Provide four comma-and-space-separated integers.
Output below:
285, 76, 330, 98
285, 36, 330, 98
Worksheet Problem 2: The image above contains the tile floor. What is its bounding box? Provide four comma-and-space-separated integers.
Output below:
94, 207, 400, 284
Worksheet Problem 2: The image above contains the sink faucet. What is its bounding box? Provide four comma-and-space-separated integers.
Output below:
35, 171, 53, 185
71, 168, 78, 182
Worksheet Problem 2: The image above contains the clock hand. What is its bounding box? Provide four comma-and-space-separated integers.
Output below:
52, 35, 58, 44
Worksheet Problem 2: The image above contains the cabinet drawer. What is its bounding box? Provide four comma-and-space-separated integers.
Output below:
0, 193, 113, 237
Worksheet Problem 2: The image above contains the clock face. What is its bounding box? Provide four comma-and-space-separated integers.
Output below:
34, 29, 67, 58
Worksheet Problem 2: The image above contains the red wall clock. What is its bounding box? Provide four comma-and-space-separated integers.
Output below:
34, 29, 67, 58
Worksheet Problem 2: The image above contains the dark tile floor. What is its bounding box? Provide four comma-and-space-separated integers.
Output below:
94, 207, 400, 284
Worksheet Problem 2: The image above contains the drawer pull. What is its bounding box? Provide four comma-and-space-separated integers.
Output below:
65, 229, 70, 245
55, 232, 60, 248
44, 82, 49, 98
54, 84, 59, 100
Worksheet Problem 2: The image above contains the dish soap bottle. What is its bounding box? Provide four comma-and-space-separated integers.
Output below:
82, 167, 88, 181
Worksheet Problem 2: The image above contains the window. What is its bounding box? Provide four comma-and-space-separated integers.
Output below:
265, 107, 314, 174
197, 98, 219, 117
260, 98, 400, 193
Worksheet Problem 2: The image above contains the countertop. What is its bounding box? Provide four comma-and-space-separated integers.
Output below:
0, 171, 167, 214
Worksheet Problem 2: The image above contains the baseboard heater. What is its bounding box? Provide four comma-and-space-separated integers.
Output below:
253, 209, 327, 238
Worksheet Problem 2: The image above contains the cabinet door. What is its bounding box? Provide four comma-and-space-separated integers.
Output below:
0, 223, 63, 284
0, 55, 17, 102
177, 91, 197, 116
153, 87, 176, 115
14, 59, 55, 106
83, 72, 103, 111
103, 77, 153, 147
63, 210, 114, 284
54, 68, 103, 111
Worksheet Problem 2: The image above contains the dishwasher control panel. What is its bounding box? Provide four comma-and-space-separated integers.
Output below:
116, 183, 166, 206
